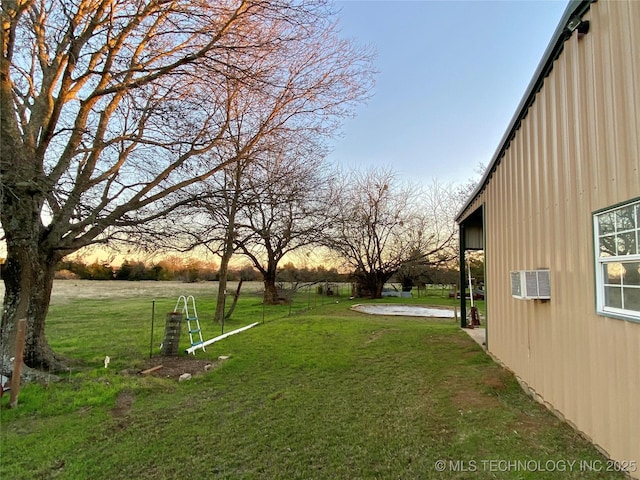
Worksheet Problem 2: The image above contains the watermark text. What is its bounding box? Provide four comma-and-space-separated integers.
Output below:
433, 459, 637, 473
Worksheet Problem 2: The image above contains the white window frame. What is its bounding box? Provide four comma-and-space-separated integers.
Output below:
593, 198, 640, 322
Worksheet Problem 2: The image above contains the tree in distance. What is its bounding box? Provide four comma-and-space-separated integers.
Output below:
326, 168, 459, 298
232, 147, 334, 305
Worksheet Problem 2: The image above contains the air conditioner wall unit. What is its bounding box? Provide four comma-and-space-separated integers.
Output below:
510, 269, 550, 300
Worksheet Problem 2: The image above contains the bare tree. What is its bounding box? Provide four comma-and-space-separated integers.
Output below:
0, 0, 374, 373
394, 179, 463, 291
195, 87, 312, 322
189, 155, 254, 325
232, 146, 333, 304
419, 177, 461, 265
208, 161, 249, 324
326, 168, 458, 298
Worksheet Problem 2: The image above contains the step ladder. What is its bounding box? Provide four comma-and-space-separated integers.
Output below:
174, 295, 205, 354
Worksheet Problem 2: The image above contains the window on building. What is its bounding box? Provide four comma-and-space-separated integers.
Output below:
594, 198, 640, 322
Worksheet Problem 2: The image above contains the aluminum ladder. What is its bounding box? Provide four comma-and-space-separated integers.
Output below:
174, 295, 205, 354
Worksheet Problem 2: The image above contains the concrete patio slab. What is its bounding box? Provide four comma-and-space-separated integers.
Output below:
463, 327, 486, 349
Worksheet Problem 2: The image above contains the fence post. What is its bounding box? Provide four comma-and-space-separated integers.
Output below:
9, 319, 27, 408
149, 300, 155, 359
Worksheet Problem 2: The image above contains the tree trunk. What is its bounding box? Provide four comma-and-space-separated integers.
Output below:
1, 244, 68, 374
263, 271, 279, 305
214, 254, 231, 325
358, 271, 389, 299
224, 279, 243, 320
214, 165, 242, 325
372, 279, 385, 299
366, 274, 384, 299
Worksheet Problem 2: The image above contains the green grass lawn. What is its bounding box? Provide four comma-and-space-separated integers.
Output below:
0, 284, 623, 479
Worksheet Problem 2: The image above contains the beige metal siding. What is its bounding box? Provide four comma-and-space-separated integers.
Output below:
462, 0, 640, 472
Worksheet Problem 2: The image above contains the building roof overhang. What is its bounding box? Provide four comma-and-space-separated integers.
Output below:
455, 0, 595, 224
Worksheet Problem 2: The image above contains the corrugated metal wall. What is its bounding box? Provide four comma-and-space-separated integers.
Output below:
463, 0, 639, 471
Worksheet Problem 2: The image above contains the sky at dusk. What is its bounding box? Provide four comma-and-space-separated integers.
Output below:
330, 0, 569, 185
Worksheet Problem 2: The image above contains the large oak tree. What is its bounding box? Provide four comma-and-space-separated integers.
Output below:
0, 0, 373, 373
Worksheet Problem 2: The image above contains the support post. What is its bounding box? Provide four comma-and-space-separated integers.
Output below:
221, 289, 226, 335
9, 319, 27, 408
150, 300, 155, 359
459, 224, 467, 328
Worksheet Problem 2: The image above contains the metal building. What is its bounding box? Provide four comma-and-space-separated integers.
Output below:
456, 0, 639, 474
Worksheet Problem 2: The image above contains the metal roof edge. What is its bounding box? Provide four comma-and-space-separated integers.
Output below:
455, 0, 595, 224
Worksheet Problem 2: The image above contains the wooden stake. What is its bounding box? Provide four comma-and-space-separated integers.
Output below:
9, 319, 27, 408
141, 365, 163, 375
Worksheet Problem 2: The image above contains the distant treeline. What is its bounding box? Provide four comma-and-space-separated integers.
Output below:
56, 258, 232, 282
54, 258, 350, 283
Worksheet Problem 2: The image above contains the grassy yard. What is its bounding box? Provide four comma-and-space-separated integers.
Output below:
0, 281, 624, 479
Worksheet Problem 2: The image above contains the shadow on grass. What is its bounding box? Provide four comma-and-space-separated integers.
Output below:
0, 289, 625, 480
